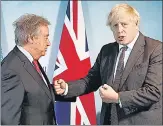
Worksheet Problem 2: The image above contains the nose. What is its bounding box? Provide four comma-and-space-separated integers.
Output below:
117, 24, 123, 33
47, 40, 51, 46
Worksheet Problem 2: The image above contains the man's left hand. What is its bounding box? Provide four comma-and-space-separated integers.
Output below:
99, 84, 119, 103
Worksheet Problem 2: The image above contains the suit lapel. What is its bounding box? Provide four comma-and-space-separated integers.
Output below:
119, 32, 145, 90
38, 62, 56, 103
13, 46, 52, 100
24, 61, 52, 100
106, 43, 119, 87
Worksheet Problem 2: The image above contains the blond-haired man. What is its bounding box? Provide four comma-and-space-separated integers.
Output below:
1, 14, 75, 125
54, 4, 162, 125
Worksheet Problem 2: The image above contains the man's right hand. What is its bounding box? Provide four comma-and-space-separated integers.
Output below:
54, 79, 67, 95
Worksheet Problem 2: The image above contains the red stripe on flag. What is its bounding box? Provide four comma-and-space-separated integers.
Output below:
76, 106, 81, 125
79, 93, 97, 124
73, 0, 78, 39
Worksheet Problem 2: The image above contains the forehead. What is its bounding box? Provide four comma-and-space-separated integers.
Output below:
38, 25, 49, 35
111, 13, 132, 25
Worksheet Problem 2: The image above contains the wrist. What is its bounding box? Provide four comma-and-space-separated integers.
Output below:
115, 92, 119, 103
62, 83, 68, 96
117, 93, 120, 103
117, 93, 122, 108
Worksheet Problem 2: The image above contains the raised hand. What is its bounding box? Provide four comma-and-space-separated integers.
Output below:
54, 79, 67, 95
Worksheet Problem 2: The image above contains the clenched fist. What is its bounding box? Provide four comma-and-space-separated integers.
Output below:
54, 79, 67, 95
99, 84, 118, 103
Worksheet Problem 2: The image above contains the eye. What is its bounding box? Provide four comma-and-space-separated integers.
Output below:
114, 24, 118, 27
112, 24, 118, 29
122, 23, 128, 27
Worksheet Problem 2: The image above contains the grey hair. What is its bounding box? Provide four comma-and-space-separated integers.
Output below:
13, 14, 50, 46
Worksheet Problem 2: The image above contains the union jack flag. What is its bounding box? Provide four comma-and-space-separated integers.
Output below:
53, 0, 96, 125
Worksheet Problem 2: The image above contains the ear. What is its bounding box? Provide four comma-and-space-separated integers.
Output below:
27, 35, 33, 44
136, 24, 139, 30
135, 20, 138, 26
135, 21, 139, 30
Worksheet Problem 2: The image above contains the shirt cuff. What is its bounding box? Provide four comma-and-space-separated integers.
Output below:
62, 83, 68, 95
118, 95, 122, 108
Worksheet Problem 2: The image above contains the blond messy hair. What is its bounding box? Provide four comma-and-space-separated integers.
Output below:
106, 3, 140, 27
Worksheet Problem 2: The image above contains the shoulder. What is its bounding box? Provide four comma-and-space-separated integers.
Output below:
144, 36, 162, 49
101, 42, 117, 50
99, 42, 118, 55
1, 49, 21, 73
142, 35, 162, 60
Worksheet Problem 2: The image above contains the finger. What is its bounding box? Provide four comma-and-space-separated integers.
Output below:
60, 82, 66, 88
99, 86, 105, 92
99, 87, 106, 95
55, 88, 62, 92
54, 85, 61, 89
102, 98, 110, 103
99, 88, 104, 95
54, 85, 60, 88
103, 100, 109, 103
100, 95, 104, 98
102, 98, 106, 102
54, 80, 60, 85
99, 91, 105, 98
56, 92, 63, 95
58, 79, 64, 84
55, 91, 61, 95
102, 98, 107, 103
103, 84, 109, 89
57, 90, 65, 95
99, 90, 102, 96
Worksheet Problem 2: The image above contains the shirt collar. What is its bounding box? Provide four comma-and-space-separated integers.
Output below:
17, 45, 34, 63
119, 32, 139, 51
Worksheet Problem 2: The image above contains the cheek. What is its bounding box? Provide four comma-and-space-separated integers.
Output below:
125, 29, 132, 37
113, 32, 118, 38
41, 41, 46, 46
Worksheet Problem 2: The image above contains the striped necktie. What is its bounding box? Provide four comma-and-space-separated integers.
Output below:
111, 46, 128, 125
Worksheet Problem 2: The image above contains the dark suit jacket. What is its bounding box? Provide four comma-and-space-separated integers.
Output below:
1, 46, 75, 125
65, 32, 162, 125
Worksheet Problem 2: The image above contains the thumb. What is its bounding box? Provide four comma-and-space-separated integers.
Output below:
54, 80, 60, 85
102, 84, 108, 89
58, 79, 65, 84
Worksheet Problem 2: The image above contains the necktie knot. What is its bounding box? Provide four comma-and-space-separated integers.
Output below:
32, 60, 51, 89
33, 60, 38, 65
121, 46, 128, 52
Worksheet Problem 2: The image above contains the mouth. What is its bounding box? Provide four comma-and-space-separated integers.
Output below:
118, 36, 125, 41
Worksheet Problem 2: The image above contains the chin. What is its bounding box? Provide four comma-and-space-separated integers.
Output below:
119, 41, 129, 45
42, 53, 46, 56
118, 41, 125, 45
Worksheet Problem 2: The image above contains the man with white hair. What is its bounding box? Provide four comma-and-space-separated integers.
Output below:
1, 14, 75, 125
54, 4, 162, 125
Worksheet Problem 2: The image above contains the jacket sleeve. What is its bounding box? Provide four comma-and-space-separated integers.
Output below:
64, 46, 105, 98
1, 69, 25, 125
119, 44, 162, 114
